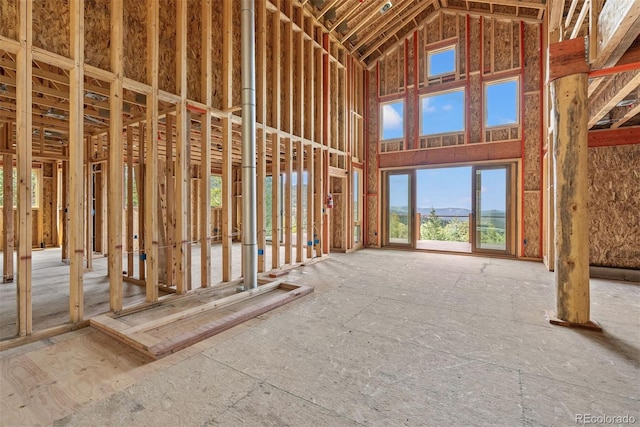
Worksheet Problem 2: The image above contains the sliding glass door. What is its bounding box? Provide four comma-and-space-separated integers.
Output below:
472, 165, 510, 254
386, 172, 412, 246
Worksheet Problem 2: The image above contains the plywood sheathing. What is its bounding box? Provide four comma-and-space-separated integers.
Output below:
494, 20, 512, 72
366, 68, 378, 247
524, 24, 540, 92
232, 1, 242, 116
469, 16, 480, 73
211, 8, 222, 110
84, 0, 111, 71
469, 74, 482, 143
0, 0, 18, 40
158, 0, 177, 93
524, 93, 541, 190
588, 144, 640, 269
187, 0, 203, 104
33, 0, 70, 58
124, 0, 147, 84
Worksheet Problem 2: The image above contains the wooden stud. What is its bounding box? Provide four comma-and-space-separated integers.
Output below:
145, 0, 160, 301
109, 0, 124, 313
284, 138, 292, 264
126, 127, 134, 277
221, 0, 233, 282
165, 114, 175, 287
200, 0, 213, 288
2, 124, 13, 283
16, 0, 34, 336
271, 134, 281, 269
175, 0, 189, 293
314, 146, 323, 258
68, 0, 85, 323
295, 140, 304, 263
306, 144, 314, 259
136, 140, 145, 282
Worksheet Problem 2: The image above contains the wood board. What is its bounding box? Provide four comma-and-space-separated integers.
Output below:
90, 280, 313, 359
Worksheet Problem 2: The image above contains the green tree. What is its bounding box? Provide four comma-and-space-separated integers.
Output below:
421, 207, 444, 240
389, 212, 408, 240
442, 217, 469, 242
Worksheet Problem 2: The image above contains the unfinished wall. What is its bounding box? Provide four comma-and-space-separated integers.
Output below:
33, 0, 70, 58
84, 0, 111, 70
589, 144, 640, 269
0, 0, 19, 40
366, 10, 543, 258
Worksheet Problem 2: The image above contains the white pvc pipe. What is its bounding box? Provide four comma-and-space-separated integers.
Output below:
241, 0, 257, 289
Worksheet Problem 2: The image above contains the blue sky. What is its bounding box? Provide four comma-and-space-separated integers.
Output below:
389, 166, 506, 211
421, 90, 465, 135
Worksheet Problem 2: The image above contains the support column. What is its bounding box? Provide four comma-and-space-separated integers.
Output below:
221, 0, 233, 282
109, 0, 124, 312
200, 0, 212, 288
16, 0, 33, 335
69, 0, 85, 322
549, 38, 599, 329
145, 0, 159, 300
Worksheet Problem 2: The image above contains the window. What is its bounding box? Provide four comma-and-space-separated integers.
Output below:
380, 100, 404, 140
427, 46, 456, 78
420, 89, 465, 135
485, 79, 518, 128
0, 167, 39, 208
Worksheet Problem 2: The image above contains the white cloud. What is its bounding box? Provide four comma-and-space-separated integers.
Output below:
442, 104, 453, 111
382, 104, 403, 130
422, 97, 436, 113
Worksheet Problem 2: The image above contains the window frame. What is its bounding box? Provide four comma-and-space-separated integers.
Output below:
483, 77, 520, 129
427, 45, 457, 79
419, 88, 466, 137
379, 99, 405, 142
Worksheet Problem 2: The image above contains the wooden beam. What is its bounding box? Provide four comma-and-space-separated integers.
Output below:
594, 0, 640, 69
145, 0, 160, 301
109, 0, 124, 313
200, 0, 213, 287
588, 126, 640, 146
165, 114, 175, 286
175, 0, 189, 293
68, 0, 85, 323
548, 38, 589, 82
588, 70, 640, 128
569, 0, 589, 40
379, 140, 523, 169
349, 0, 416, 54
221, 0, 233, 281
314, 146, 323, 258
126, 127, 134, 277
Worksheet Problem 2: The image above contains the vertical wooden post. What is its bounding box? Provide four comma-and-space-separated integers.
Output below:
145, 0, 159, 301
270, 0, 281, 270
314, 146, 323, 258
271, 134, 280, 269
200, 0, 212, 288
295, 140, 304, 263
126, 127, 134, 276
549, 39, 597, 329
84, 156, 93, 270
16, 0, 33, 335
306, 144, 314, 259
175, 0, 189, 293
61, 150, 68, 260
165, 115, 175, 286
284, 138, 292, 264
94, 165, 104, 253
2, 124, 14, 283
221, 0, 233, 282
109, 0, 124, 312
69, 0, 85, 323
136, 130, 145, 281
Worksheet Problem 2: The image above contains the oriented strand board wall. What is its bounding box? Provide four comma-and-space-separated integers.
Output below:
159, 0, 177, 93
589, 144, 640, 269
366, 68, 379, 247
33, 0, 70, 58
0, 0, 18, 40
187, 0, 203, 103
84, 0, 111, 70
123, 0, 147, 84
